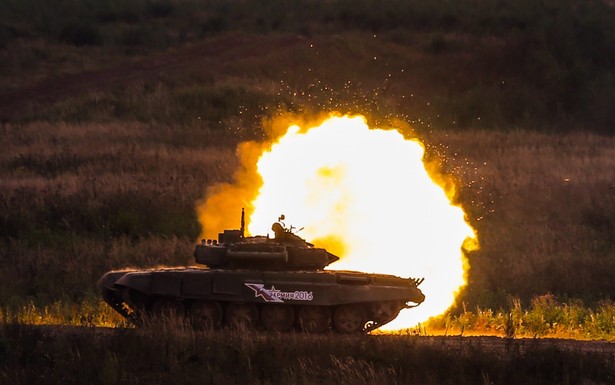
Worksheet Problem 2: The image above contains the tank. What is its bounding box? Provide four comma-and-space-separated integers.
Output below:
98, 209, 425, 333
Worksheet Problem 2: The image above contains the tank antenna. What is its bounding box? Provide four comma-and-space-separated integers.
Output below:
240, 208, 245, 238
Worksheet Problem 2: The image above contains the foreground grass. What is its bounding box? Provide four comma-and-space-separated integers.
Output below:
1, 323, 614, 385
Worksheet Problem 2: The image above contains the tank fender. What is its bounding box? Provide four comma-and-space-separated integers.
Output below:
115, 272, 152, 295
97, 270, 132, 290
150, 272, 183, 296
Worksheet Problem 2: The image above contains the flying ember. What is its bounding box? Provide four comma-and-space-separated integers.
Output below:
197, 114, 477, 329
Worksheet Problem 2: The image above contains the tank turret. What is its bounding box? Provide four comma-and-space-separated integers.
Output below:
194, 209, 339, 270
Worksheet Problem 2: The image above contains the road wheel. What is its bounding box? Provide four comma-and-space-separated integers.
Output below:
190, 301, 222, 330
371, 301, 401, 323
297, 306, 331, 333
261, 305, 294, 332
333, 305, 365, 334
225, 303, 259, 329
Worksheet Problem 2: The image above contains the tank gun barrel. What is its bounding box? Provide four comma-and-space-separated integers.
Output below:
240, 208, 245, 238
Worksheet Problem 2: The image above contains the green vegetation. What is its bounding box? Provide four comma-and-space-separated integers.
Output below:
1, 0, 614, 131
427, 295, 615, 340
38, 82, 270, 126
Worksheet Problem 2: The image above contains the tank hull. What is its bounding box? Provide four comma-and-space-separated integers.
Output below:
99, 267, 425, 333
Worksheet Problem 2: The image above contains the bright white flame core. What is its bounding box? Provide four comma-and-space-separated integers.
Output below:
248, 115, 476, 329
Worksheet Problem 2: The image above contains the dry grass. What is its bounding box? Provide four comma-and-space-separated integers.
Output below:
425, 295, 615, 340
0, 121, 238, 307
1, 323, 614, 385
422, 130, 615, 307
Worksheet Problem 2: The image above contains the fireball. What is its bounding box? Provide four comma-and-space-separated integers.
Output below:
197, 114, 477, 329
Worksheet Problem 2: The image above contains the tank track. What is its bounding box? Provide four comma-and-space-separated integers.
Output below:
107, 294, 408, 334
102, 289, 139, 324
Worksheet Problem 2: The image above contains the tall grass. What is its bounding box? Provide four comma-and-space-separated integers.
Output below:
4, 293, 615, 341
0, 300, 126, 328
1, 323, 614, 385
426, 295, 615, 340
422, 130, 615, 308
31, 81, 276, 129
0, 122, 233, 306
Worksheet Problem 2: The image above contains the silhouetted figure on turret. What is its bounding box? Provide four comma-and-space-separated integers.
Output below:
272, 214, 286, 240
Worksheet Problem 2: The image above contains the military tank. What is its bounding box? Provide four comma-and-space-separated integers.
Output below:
98, 209, 425, 333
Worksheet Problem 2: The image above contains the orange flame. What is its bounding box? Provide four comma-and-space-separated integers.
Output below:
197, 114, 477, 329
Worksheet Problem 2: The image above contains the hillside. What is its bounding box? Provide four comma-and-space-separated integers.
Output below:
1, 0, 614, 132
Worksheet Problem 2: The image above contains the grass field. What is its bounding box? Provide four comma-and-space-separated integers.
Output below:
1, 0, 615, 382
